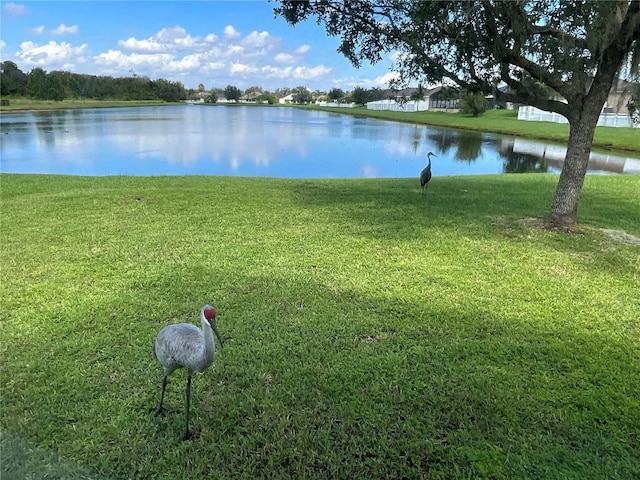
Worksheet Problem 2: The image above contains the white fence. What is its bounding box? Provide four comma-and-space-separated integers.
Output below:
366, 100, 430, 112
517, 105, 637, 128
316, 102, 358, 108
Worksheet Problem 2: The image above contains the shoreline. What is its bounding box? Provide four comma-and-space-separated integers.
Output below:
2, 101, 638, 154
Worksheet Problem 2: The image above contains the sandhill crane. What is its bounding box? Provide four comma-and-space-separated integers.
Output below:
154, 305, 223, 440
420, 152, 437, 195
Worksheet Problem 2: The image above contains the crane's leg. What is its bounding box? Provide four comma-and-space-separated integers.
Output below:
155, 375, 168, 416
183, 375, 192, 440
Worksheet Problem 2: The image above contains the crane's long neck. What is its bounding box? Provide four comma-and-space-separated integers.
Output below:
200, 312, 216, 365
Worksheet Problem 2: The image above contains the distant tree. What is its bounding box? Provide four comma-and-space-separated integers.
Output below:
45, 71, 67, 101
245, 85, 263, 96
208, 87, 224, 102
459, 91, 488, 116
349, 86, 383, 105
257, 92, 277, 104
198, 83, 205, 93
368, 87, 386, 102
350, 86, 369, 106
410, 84, 425, 101
26, 67, 48, 99
1, 61, 27, 96
328, 88, 345, 102
224, 85, 242, 102
152, 79, 186, 102
274, 87, 292, 98
292, 86, 313, 104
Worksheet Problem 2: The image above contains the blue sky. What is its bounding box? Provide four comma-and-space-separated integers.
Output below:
0, 1, 399, 91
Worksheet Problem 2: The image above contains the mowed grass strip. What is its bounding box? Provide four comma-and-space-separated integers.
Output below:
1, 173, 639, 480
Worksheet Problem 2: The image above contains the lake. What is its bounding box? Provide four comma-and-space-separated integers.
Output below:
1, 105, 638, 177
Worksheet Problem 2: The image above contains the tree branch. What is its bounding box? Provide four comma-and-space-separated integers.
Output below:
530, 25, 589, 50
481, 0, 575, 101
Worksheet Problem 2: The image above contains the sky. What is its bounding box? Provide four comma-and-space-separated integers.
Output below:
0, 0, 400, 92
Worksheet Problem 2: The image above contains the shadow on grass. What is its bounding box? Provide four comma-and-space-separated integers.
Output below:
285, 176, 554, 235
208, 274, 640, 478
286, 175, 639, 238
3, 266, 639, 478
1, 431, 108, 480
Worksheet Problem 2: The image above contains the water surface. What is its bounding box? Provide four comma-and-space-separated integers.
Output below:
1, 105, 638, 177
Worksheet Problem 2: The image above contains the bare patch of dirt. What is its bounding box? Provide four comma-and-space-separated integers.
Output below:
516, 217, 583, 233
516, 217, 545, 229
515, 218, 640, 244
599, 229, 640, 245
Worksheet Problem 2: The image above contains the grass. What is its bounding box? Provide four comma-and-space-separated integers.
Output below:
1, 173, 639, 479
305, 106, 640, 153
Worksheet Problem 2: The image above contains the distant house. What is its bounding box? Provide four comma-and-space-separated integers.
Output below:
278, 94, 294, 104
367, 85, 457, 112
240, 91, 261, 103
603, 78, 638, 114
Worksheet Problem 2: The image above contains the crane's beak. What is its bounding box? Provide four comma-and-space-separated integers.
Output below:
210, 319, 224, 347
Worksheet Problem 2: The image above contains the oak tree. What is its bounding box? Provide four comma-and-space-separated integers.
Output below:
275, 0, 640, 229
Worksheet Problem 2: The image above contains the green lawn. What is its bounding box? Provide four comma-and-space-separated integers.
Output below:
1, 174, 639, 479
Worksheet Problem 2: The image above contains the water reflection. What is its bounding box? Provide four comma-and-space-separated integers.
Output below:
1, 105, 638, 177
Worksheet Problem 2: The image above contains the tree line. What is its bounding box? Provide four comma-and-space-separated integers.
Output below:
1, 61, 187, 102
2, 60, 473, 110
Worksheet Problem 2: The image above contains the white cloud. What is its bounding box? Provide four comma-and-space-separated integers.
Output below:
205, 61, 225, 71
4, 2, 27, 15
226, 45, 244, 56
223, 25, 240, 39
274, 53, 294, 64
165, 53, 204, 72
17, 41, 89, 67
230, 62, 258, 74
119, 26, 201, 53
295, 44, 311, 54
242, 30, 271, 48
94, 50, 173, 70
260, 64, 332, 81
28, 26, 46, 35
51, 24, 79, 35
292, 65, 332, 79
374, 72, 401, 86
119, 37, 163, 53
2, 21, 359, 90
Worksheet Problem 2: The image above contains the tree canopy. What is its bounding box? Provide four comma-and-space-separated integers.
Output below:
275, 0, 640, 229
224, 85, 242, 102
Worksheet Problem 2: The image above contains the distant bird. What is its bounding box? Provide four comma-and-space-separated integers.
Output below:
154, 305, 223, 440
420, 152, 437, 195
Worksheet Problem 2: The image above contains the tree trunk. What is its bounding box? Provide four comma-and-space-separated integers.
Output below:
544, 103, 602, 231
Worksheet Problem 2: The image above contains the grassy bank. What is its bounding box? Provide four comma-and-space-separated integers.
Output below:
306, 106, 640, 153
1, 174, 639, 479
